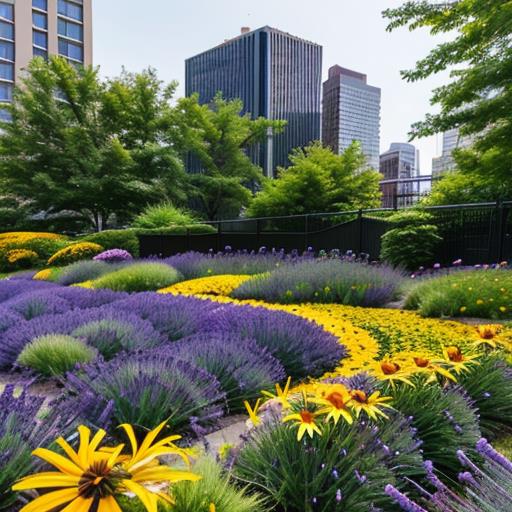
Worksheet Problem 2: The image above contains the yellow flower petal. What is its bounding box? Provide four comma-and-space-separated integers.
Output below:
77, 425, 91, 468
97, 496, 123, 512
133, 467, 201, 483
18, 488, 79, 512
60, 496, 94, 512
122, 479, 159, 512
31, 448, 83, 476
12, 472, 80, 491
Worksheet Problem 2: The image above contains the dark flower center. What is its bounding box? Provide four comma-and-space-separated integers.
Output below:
414, 357, 429, 368
381, 361, 400, 375
326, 391, 347, 409
350, 390, 367, 404
300, 410, 315, 424
78, 461, 116, 499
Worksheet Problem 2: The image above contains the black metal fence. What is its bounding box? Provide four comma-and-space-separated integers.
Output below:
139, 201, 512, 265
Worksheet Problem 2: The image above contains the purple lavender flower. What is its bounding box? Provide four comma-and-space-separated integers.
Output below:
93, 249, 133, 263
476, 438, 512, 472
384, 485, 428, 512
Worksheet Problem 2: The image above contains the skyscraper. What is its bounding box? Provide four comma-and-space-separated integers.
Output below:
431, 128, 474, 176
0, 0, 93, 120
379, 143, 420, 208
322, 65, 381, 169
185, 26, 322, 177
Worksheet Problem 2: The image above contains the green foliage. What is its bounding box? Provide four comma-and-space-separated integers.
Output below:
456, 357, 512, 439
389, 382, 481, 481
384, 0, 512, 199
132, 202, 198, 229
234, 413, 423, 512
173, 93, 286, 220
169, 457, 265, 512
92, 262, 182, 292
133, 225, 216, 236
17, 334, 97, 377
0, 58, 187, 231
380, 210, 442, 270
405, 269, 512, 319
247, 141, 382, 218
83, 229, 140, 257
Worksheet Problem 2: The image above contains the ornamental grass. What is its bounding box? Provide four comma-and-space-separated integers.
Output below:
405, 268, 512, 319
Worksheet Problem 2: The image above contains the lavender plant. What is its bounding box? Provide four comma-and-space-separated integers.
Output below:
168, 333, 286, 411
56, 259, 113, 285
201, 303, 346, 378
59, 351, 225, 433
232, 259, 404, 306
2, 290, 73, 320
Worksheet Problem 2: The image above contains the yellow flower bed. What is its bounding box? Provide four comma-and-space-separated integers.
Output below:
159, 274, 253, 297
47, 242, 103, 266
160, 278, 512, 379
0, 231, 64, 250
6, 249, 38, 264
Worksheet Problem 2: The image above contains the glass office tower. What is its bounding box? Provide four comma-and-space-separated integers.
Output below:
186, 26, 322, 177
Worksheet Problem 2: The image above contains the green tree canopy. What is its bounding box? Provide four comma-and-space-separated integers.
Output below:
247, 141, 382, 218
384, 0, 512, 200
172, 93, 286, 220
0, 58, 187, 231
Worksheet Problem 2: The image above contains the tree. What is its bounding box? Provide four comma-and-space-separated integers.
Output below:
383, 0, 512, 199
247, 142, 382, 218
171, 93, 286, 220
0, 58, 187, 231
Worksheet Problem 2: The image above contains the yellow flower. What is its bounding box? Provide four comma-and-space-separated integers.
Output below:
460, 306, 467, 313
373, 358, 415, 387
283, 394, 322, 441
244, 398, 262, 427
261, 377, 292, 409
209, 504, 216, 512
349, 390, 393, 420
310, 384, 353, 425
33, 268, 54, 281
12, 423, 199, 512
500, 306, 507, 313
440, 346, 480, 375
476, 299, 484, 305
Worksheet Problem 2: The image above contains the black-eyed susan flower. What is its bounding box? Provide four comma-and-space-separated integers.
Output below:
310, 384, 353, 425
12, 422, 200, 512
373, 357, 415, 387
440, 346, 480, 375
349, 390, 393, 420
283, 408, 322, 441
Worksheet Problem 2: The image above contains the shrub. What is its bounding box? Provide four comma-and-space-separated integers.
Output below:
134, 225, 216, 236
170, 457, 266, 512
380, 210, 442, 270
232, 259, 404, 306
93, 248, 133, 263
405, 269, 512, 319
169, 333, 286, 411
201, 304, 346, 378
455, 357, 512, 438
47, 242, 104, 266
17, 334, 97, 377
132, 202, 199, 229
5, 249, 39, 270
92, 262, 182, 292
56, 260, 113, 286
72, 316, 164, 360
0, 279, 56, 303
3, 291, 72, 320
389, 382, 481, 481
60, 352, 225, 433
234, 412, 423, 512
83, 229, 140, 257
33, 268, 61, 281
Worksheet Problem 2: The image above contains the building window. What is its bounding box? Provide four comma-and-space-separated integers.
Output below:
0, 3, 13, 22
0, 82, 12, 101
0, 61, 14, 81
33, 0, 48, 10
58, 18, 83, 41
58, 0, 83, 21
33, 30, 48, 49
33, 47, 48, 59
0, 20, 14, 40
0, 40, 13, 61
0, 107, 11, 121
58, 39, 83, 62
32, 11, 47, 30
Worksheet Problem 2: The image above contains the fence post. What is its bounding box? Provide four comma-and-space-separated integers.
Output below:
357, 209, 363, 254
186, 228, 190, 252
304, 215, 309, 251
217, 221, 222, 252
496, 200, 506, 262
256, 219, 261, 250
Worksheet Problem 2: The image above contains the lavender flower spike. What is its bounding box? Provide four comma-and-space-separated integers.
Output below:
476, 438, 512, 473
384, 485, 428, 512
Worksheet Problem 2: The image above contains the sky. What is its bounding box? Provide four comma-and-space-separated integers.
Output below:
93, 0, 453, 174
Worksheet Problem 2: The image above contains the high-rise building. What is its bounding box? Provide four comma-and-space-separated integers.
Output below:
185, 26, 322, 177
379, 143, 420, 208
431, 128, 474, 176
322, 65, 381, 169
0, 0, 93, 120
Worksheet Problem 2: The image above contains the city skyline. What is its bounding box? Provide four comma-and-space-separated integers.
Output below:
93, 0, 452, 175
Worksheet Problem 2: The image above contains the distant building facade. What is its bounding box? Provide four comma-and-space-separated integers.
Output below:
380, 143, 421, 208
185, 26, 322, 177
0, 0, 93, 120
432, 128, 474, 176
322, 65, 381, 169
